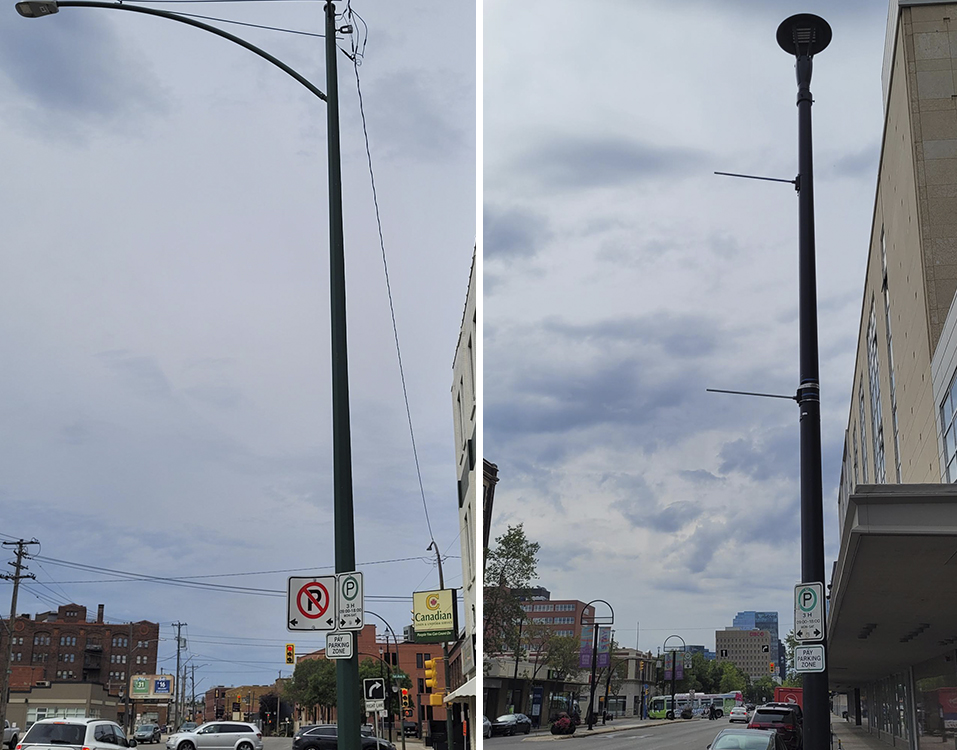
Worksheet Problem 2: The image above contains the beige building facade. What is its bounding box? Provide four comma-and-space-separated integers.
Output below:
714, 629, 774, 682
830, 3, 957, 749
446, 250, 476, 749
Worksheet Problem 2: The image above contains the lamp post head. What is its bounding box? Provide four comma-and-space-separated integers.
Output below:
776, 14, 831, 57
16, 0, 59, 16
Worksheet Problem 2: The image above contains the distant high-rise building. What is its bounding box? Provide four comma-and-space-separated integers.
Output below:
731, 612, 783, 679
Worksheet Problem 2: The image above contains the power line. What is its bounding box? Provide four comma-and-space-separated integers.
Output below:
346, 1, 437, 547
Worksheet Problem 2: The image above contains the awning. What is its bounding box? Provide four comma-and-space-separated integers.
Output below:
444, 677, 476, 703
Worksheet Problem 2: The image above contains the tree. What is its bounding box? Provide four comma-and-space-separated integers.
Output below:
748, 676, 777, 704
545, 635, 581, 680
284, 657, 337, 723
483, 524, 540, 655
718, 661, 748, 694
782, 630, 802, 686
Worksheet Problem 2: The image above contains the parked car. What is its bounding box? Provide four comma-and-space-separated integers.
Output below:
483, 717, 491, 739
165, 722, 262, 750
728, 707, 750, 723
490, 714, 532, 736
401, 722, 417, 739
4, 719, 21, 750
764, 703, 803, 725
19, 718, 137, 750
291, 725, 394, 750
708, 727, 788, 750
134, 726, 161, 744
747, 707, 802, 750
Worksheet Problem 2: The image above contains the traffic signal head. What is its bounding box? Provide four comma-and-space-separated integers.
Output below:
285, 644, 295, 665
401, 687, 410, 708
424, 659, 438, 689
429, 693, 444, 707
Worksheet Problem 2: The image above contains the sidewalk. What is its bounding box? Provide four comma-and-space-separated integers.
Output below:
829, 721, 892, 750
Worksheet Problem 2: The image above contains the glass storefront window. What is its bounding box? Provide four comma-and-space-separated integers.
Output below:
914, 652, 957, 749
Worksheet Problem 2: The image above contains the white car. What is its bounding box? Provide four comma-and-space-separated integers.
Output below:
728, 706, 750, 723
19, 718, 135, 750
165, 722, 262, 750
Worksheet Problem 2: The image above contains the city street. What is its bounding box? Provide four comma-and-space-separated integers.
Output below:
486, 719, 727, 750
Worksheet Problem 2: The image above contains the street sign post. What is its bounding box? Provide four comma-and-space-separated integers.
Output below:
794, 644, 826, 673
287, 576, 337, 631
793, 582, 825, 642
337, 572, 364, 630
325, 633, 353, 660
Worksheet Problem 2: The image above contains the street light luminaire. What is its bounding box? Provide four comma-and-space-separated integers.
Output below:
776, 13, 831, 57
16, 1, 59, 16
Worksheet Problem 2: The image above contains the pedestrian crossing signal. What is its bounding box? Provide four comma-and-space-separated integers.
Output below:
285, 644, 296, 664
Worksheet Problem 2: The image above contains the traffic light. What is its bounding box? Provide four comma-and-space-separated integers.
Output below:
285, 644, 296, 665
424, 658, 440, 690
769, 662, 775, 673
429, 693, 444, 707
401, 688, 411, 708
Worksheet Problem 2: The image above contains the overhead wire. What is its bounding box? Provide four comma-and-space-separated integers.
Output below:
344, 0, 438, 546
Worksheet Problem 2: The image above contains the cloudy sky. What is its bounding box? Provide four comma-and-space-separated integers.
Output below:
0, 1, 474, 690
484, 0, 888, 655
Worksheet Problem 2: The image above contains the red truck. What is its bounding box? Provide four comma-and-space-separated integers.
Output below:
773, 687, 803, 709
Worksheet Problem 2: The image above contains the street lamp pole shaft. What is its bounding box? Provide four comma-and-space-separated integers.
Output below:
587, 625, 599, 730
795, 51, 829, 750
325, 3, 359, 750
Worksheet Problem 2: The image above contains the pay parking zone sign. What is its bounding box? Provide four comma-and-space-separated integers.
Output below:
288, 576, 337, 631
794, 644, 826, 673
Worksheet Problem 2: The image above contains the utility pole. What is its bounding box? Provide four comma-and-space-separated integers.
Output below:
0, 539, 39, 738
125, 621, 134, 732
427, 543, 455, 750
172, 622, 186, 730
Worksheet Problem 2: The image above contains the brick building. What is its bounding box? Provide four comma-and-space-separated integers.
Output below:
0, 603, 160, 728
518, 590, 596, 642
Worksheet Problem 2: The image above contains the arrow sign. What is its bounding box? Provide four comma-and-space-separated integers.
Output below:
793, 582, 825, 643
364, 677, 385, 701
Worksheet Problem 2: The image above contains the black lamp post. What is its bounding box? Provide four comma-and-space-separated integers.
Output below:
581, 600, 613, 731
14, 3, 361, 749
776, 14, 831, 750
662, 635, 686, 720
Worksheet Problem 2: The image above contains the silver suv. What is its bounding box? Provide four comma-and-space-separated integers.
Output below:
19, 718, 136, 750
165, 723, 262, 750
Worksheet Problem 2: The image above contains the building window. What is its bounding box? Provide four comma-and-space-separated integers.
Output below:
940, 370, 957, 482
859, 381, 869, 483
112, 636, 128, 648
33, 633, 50, 646
880, 229, 902, 482
867, 302, 886, 482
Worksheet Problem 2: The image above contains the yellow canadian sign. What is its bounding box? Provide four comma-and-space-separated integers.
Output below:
412, 589, 457, 644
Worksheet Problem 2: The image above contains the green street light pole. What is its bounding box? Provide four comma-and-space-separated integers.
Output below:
14, 3, 361, 748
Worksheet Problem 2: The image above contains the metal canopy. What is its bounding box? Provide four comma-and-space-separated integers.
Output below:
828, 485, 957, 689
